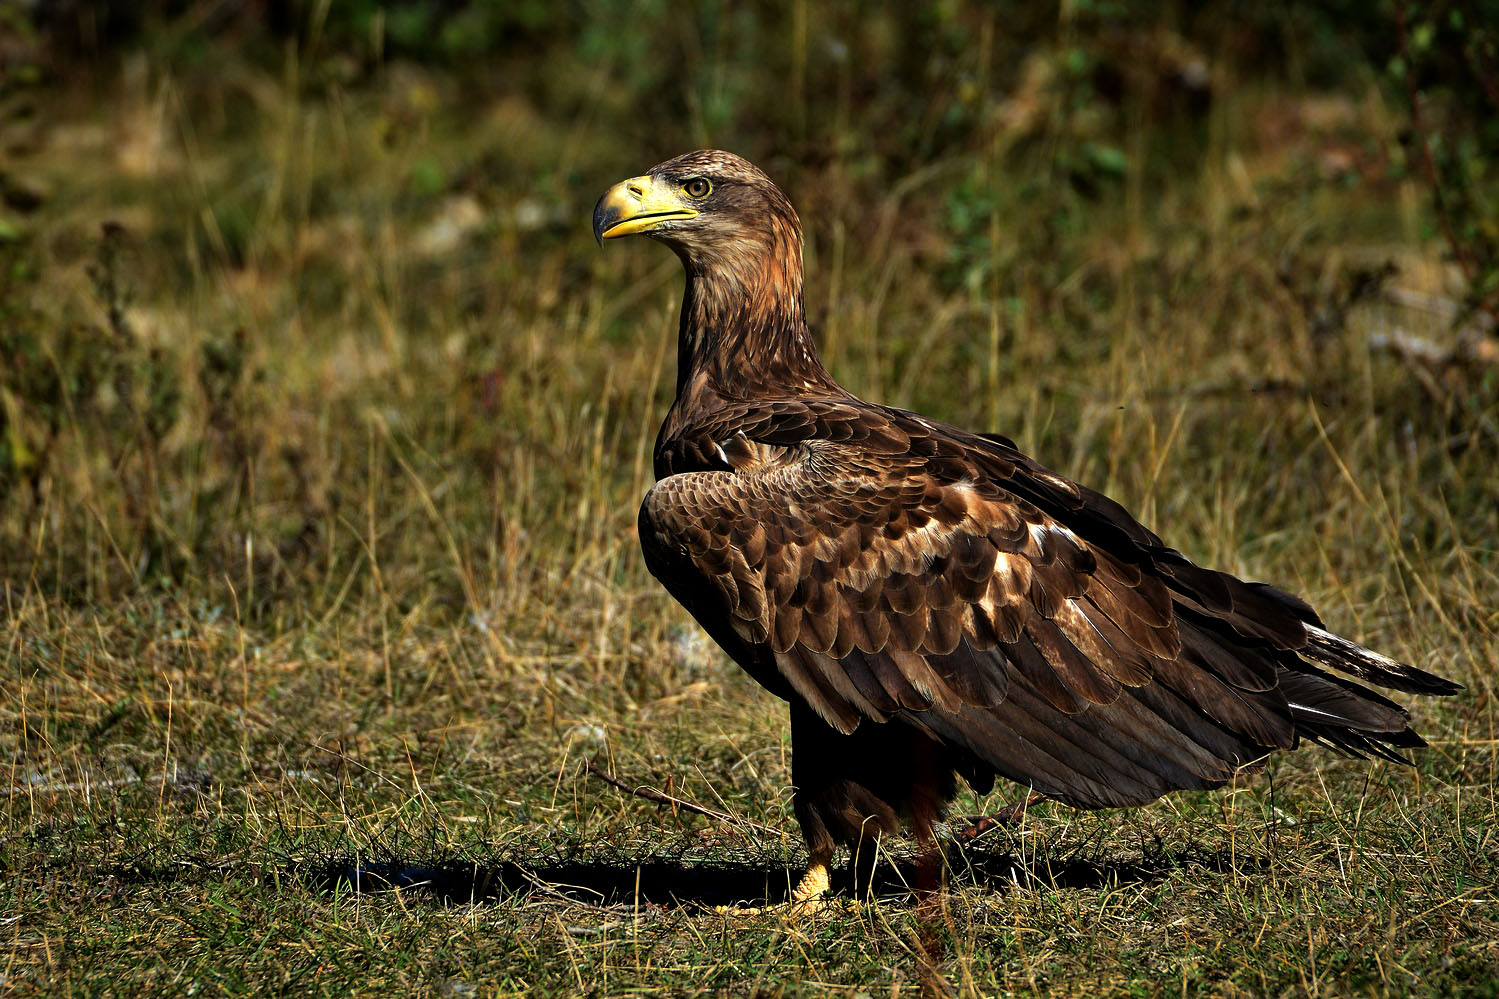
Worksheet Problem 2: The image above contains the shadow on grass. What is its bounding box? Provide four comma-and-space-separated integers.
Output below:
292, 846, 1270, 910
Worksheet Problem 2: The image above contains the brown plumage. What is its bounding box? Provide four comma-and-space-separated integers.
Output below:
592, 150, 1459, 903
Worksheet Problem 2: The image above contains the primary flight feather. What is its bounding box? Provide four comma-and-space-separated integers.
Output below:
593, 150, 1459, 905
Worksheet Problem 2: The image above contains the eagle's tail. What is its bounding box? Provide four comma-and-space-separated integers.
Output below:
1280, 627, 1459, 763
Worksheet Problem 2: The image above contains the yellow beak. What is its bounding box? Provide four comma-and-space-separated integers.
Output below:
592, 174, 699, 244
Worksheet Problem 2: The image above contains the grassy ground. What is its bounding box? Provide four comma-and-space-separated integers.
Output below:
3, 14, 1498, 998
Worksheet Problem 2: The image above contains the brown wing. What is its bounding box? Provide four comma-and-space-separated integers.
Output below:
639, 432, 1313, 809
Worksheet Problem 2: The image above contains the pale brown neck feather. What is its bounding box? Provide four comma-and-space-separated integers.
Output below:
670, 213, 840, 411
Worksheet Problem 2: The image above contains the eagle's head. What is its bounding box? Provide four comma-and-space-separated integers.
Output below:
592, 150, 801, 279
594, 150, 827, 394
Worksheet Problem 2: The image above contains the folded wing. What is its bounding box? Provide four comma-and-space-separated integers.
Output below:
640, 413, 1454, 809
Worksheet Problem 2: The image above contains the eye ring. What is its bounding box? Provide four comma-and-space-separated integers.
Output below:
682, 177, 712, 200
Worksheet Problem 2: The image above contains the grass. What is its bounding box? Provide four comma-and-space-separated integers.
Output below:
3, 14, 1498, 997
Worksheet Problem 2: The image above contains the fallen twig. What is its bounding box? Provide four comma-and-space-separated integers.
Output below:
952, 792, 1047, 843
584, 759, 780, 837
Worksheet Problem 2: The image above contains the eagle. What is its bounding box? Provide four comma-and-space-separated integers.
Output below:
592, 149, 1459, 907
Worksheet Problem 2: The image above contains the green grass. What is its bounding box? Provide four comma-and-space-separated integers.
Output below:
3, 15, 1498, 998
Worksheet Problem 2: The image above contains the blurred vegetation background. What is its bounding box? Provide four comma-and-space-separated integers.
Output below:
2, 0, 1496, 601
1, 2, 1497, 995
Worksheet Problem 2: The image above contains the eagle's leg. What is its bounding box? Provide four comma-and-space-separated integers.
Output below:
790, 704, 963, 904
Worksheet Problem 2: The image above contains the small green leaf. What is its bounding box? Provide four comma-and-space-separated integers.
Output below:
410, 156, 446, 197
1087, 143, 1129, 177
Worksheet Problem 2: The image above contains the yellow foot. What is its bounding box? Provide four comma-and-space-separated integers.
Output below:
712, 858, 835, 917
791, 858, 830, 904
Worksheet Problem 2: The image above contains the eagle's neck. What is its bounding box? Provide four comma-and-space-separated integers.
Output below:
671, 220, 839, 408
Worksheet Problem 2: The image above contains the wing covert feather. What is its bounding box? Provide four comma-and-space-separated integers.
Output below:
638, 436, 1183, 734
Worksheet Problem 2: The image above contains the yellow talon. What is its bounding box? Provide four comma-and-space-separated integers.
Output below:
712, 853, 834, 916
790, 857, 831, 904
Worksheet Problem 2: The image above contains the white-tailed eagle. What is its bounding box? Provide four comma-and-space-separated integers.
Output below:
592, 150, 1459, 906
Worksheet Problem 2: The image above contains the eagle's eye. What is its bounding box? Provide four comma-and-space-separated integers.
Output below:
682, 178, 712, 200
